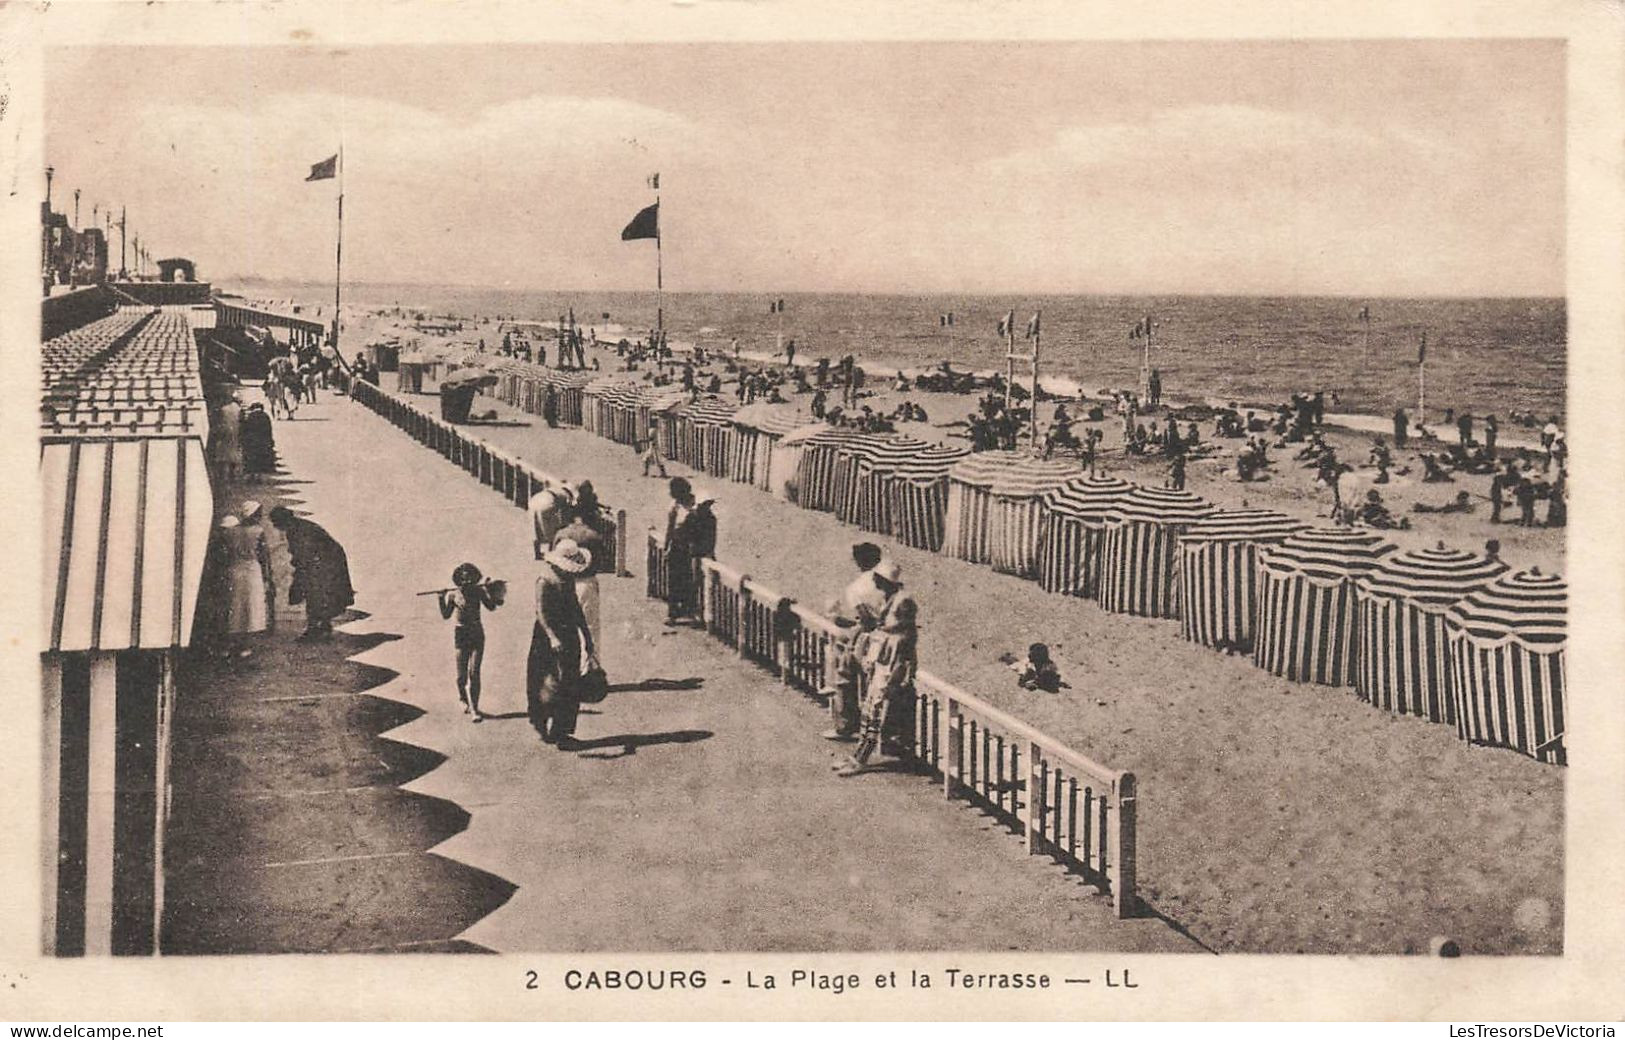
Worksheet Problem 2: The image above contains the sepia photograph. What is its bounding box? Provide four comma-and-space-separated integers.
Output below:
5, 0, 1624, 1023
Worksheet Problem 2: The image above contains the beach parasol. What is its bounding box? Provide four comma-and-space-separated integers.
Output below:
944, 451, 1084, 577
1035, 474, 1135, 598
1446, 568, 1567, 764
1097, 486, 1217, 619
1354, 543, 1509, 725
1253, 527, 1395, 686
1177, 508, 1306, 652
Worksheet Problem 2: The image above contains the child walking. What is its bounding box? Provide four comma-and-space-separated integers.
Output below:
437, 563, 502, 722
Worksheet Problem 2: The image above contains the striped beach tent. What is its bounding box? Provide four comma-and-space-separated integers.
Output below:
1177, 509, 1306, 651
659, 396, 740, 477
728, 403, 815, 492
831, 435, 931, 528
545, 369, 597, 427
770, 421, 838, 502
1098, 487, 1216, 619
1254, 527, 1395, 686
580, 376, 639, 439
868, 442, 969, 550
792, 427, 875, 514
1354, 544, 1509, 725
1035, 475, 1135, 598
944, 452, 1083, 577
1447, 569, 1567, 765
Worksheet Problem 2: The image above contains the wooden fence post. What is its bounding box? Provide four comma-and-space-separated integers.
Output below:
1112, 772, 1137, 918
944, 696, 962, 798
616, 510, 629, 577
736, 577, 751, 657
1026, 740, 1041, 855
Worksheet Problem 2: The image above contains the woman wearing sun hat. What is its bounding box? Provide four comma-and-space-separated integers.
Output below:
212, 501, 275, 659
526, 538, 599, 749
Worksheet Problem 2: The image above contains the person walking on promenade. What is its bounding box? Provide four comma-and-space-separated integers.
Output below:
527, 539, 598, 749
641, 416, 669, 478
663, 478, 702, 625
268, 505, 355, 641
553, 482, 612, 664
241, 402, 276, 478
835, 558, 919, 777
528, 480, 574, 560
438, 562, 502, 722
821, 542, 887, 743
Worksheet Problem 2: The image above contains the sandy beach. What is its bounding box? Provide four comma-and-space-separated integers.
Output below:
329, 307, 1565, 955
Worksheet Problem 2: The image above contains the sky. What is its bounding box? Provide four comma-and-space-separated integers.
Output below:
44, 40, 1565, 297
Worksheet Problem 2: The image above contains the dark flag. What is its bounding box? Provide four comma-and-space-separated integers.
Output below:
1027, 312, 1041, 339
306, 154, 338, 181
621, 202, 659, 241
1418, 331, 1427, 365
1358, 305, 1371, 322
939, 314, 946, 326
947, 312, 954, 326
997, 310, 1014, 338
647, 172, 660, 190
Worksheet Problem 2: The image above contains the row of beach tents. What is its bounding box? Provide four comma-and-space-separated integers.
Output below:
485, 360, 1567, 766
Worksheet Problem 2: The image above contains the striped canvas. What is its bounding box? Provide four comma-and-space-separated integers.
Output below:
1036, 476, 1134, 597
1253, 527, 1395, 686
1098, 487, 1215, 619
1447, 569, 1567, 764
1353, 545, 1508, 725
1177, 509, 1304, 650
945, 452, 1082, 573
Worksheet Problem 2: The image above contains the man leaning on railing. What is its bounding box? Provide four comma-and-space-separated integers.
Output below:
834, 557, 918, 777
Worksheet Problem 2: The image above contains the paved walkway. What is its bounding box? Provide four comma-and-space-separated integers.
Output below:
167, 387, 1195, 953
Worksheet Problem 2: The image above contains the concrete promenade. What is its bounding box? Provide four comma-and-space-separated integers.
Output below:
164, 387, 1196, 953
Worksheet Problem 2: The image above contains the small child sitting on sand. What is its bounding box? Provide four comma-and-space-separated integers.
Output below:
1001, 643, 1067, 693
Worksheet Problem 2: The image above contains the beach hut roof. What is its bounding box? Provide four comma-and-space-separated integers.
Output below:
876, 441, 970, 483
1260, 526, 1395, 583
635, 385, 691, 411
782, 422, 861, 446
732, 402, 814, 436
671, 396, 741, 426
1039, 475, 1135, 521
1179, 507, 1306, 544
1103, 485, 1216, 525
947, 451, 1082, 498
584, 375, 638, 396
1448, 568, 1566, 647
1358, 543, 1510, 609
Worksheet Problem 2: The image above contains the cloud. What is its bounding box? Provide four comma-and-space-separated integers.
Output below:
981, 104, 1436, 178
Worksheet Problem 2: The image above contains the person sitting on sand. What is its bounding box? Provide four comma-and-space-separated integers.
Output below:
1008, 643, 1066, 693
1370, 437, 1393, 484
894, 371, 911, 392
1422, 453, 1454, 483
1355, 489, 1409, 530
1412, 490, 1475, 515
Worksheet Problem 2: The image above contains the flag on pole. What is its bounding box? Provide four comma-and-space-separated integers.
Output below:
947, 312, 954, 326
647, 173, 660, 190
306, 155, 338, 181
1358, 305, 1371, 322
1418, 331, 1427, 365
997, 310, 1015, 338
1026, 312, 1041, 339
621, 202, 659, 241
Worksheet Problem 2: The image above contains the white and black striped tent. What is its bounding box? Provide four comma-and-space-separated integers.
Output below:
831, 434, 931, 530
1035, 475, 1135, 598
1098, 486, 1216, 619
874, 443, 970, 552
1354, 544, 1509, 725
1254, 527, 1395, 686
580, 376, 641, 439
1447, 568, 1567, 765
792, 427, 876, 514
944, 452, 1084, 578
727, 403, 815, 492
658, 396, 740, 478
1177, 508, 1306, 651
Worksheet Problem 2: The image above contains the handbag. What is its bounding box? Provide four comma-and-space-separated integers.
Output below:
577, 663, 609, 704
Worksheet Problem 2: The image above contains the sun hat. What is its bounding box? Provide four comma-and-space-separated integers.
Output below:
239, 501, 262, 522
873, 558, 903, 584
218, 515, 240, 529
544, 538, 593, 575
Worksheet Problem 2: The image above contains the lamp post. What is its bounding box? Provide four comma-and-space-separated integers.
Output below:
42, 166, 55, 290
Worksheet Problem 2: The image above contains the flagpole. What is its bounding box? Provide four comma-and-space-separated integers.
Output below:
655, 186, 663, 338
1417, 331, 1427, 429
333, 145, 345, 356
1004, 314, 1015, 414
1030, 311, 1041, 447
1140, 316, 1152, 401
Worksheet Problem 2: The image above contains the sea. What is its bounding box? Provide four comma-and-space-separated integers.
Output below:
229, 280, 1567, 421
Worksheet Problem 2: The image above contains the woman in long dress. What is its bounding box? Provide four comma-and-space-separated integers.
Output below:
213, 501, 275, 658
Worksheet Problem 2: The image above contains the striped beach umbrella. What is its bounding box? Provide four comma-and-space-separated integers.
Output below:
1035, 475, 1135, 598
729, 403, 816, 492
1354, 544, 1509, 725
1098, 487, 1216, 619
872, 442, 969, 551
1176, 509, 1306, 651
944, 452, 1083, 577
1447, 569, 1567, 765
1254, 527, 1395, 686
